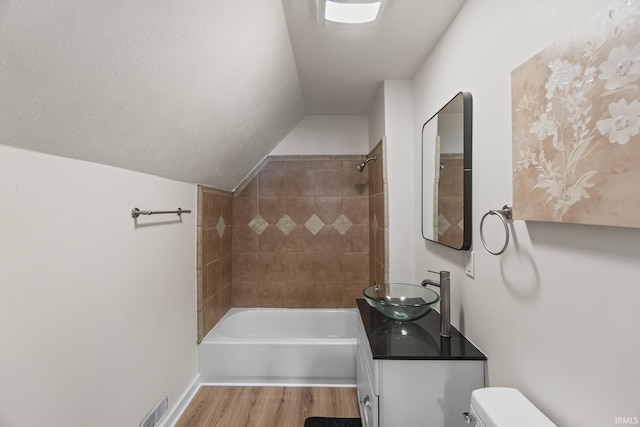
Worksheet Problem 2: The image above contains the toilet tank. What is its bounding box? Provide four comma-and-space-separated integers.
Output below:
468, 388, 557, 427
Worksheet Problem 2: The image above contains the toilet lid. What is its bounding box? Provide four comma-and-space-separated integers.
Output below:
470, 388, 557, 427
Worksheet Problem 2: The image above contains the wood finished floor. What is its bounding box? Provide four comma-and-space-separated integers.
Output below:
174, 386, 360, 427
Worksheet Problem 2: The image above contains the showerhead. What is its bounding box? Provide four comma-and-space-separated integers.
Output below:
356, 157, 376, 172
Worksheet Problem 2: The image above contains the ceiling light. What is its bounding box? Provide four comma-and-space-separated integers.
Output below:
324, 0, 382, 24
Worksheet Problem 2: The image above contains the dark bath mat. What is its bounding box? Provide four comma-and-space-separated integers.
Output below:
304, 417, 362, 427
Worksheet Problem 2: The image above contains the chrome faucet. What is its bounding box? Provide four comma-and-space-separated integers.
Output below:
421, 270, 451, 337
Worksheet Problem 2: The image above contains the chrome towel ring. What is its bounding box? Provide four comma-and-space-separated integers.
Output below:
480, 205, 512, 255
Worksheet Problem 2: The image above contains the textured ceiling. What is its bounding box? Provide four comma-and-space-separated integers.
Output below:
0, 0, 465, 189
282, 0, 466, 114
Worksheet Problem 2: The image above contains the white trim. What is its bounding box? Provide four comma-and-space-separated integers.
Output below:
160, 374, 201, 427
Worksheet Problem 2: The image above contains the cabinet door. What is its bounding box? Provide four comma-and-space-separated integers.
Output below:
357, 345, 378, 427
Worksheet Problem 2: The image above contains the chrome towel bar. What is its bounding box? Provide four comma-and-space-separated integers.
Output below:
131, 207, 191, 218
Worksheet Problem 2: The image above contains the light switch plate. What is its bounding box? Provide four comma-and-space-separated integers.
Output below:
465, 250, 475, 279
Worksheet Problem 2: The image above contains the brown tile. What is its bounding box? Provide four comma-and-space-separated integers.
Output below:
287, 281, 316, 308
286, 197, 315, 224
439, 159, 464, 197
315, 226, 342, 253
203, 260, 221, 300
221, 194, 232, 225
374, 260, 385, 285
202, 191, 221, 229
342, 253, 369, 281
196, 267, 204, 310
258, 281, 287, 307
287, 253, 316, 281
315, 281, 342, 308
232, 196, 257, 226
259, 253, 287, 281
343, 197, 369, 225
285, 226, 315, 253
221, 254, 232, 286
259, 226, 287, 253
232, 253, 259, 281
286, 159, 316, 169
220, 283, 232, 315
258, 162, 285, 197
316, 253, 342, 281
315, 159, 343, 169
232, 281, 258, 307
315, 197, 342, 224
221, 222, 232, 256
439, 224, 463, 248
197, 310, 204, 343
236, 177, 257, 198
341, 282, 368, 308
343, 168, 369, 197
286, 168, 315, 197
375, 227, 385, 264
374, 193, 385, 228
315, 169, 343, 197
439, 196, 464, 225
258, 197, 286, 224
202, 228, 221, 265
202, 293, 221, 335
373, 157, 384, 196
232, 225, 259, 253
343, 225, 369, 253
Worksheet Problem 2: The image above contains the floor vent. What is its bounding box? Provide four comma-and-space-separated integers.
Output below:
140, 395, 169, 427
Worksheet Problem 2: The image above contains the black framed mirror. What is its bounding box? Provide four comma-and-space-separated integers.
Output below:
421, 92, 472, 250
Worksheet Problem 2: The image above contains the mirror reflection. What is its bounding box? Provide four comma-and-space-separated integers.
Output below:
421, 92, 472, 250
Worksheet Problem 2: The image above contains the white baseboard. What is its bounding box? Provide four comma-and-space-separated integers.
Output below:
160, 374, 201, 427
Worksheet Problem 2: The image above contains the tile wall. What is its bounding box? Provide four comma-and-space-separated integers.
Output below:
437, 154, 464, 248
231, 156, 370, 308
197, 186, 233, 342
368, 142, 387, 285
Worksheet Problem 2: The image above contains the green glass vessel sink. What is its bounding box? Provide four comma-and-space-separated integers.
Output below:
363, 283, 440, 322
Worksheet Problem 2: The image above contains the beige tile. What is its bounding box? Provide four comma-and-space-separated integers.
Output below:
343, 197, 369, 225
203, 191, 221, 229
314, 159, 343, 169
221, 220, 232, 256
203, 260, 221, 301
343, 168, 369, 197
202, 228, 221, 265
236, 177, 257, 198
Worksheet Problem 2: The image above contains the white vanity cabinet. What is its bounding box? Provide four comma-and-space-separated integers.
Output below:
356, 300, 486, 427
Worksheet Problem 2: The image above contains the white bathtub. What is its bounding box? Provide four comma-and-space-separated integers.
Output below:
199, 308, 358, 385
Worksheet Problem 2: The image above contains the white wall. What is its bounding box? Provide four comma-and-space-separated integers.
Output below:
368, 84, 385, 150
270, 115, 369, 155
0, 145, 198, 427
383, 81, 415, 283
411, 1, 640, 426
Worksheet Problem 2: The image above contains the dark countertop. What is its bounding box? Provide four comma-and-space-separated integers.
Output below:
357, 299, 487, 361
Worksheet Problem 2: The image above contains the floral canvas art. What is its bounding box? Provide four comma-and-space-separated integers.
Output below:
511, 0, 640, 228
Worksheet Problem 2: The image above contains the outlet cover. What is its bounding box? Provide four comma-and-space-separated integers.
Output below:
465, 250, 475, 279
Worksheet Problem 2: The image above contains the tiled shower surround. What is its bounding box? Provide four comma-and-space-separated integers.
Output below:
368, 143, 387, 286
198, 154, 385, 341
197, 187, 233, 342
231, 156, 370, 309
437, 154, 464, 248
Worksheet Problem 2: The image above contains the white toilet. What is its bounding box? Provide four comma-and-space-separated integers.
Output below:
465, 387, 557, 427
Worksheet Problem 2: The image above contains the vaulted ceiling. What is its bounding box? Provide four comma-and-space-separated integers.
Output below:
0, 0, 465, 190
